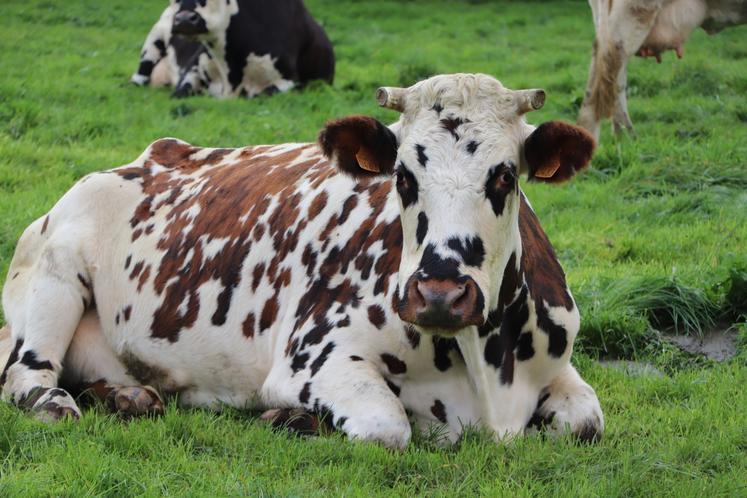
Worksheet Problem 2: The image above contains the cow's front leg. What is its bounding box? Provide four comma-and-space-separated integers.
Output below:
528, 363, 604, 442
263, 353, 411, 449
456, 330, 541, 441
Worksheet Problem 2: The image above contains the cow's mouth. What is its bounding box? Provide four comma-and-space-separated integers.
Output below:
172, 11, 208, 36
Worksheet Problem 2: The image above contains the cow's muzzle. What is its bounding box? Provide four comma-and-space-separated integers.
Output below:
398, 276, 484, 332
172, 10, 208, 36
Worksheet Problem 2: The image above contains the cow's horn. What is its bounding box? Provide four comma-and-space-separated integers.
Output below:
376, 87, 406, 112
515, 89, 546, 114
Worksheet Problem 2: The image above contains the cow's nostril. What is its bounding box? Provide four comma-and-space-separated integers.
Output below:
450, 284, 469, 311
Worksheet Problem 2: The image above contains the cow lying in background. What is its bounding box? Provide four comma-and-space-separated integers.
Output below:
131, 0, 335, 98
578, 0, 746, 139
1, 74, 603, 448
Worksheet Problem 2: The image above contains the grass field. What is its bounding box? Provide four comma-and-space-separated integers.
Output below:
1, 0, 746, 495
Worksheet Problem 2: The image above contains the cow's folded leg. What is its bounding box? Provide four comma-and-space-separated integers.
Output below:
527, 364, 604, 442
264, 356, 411, 449
1, 244, 90, 422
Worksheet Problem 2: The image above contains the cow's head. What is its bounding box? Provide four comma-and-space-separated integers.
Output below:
170, 0, 236, 38
320, 74, 594, 336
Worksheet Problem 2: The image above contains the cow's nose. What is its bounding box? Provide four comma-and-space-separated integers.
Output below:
399, 277, 483, 330
172, 11, 206, 35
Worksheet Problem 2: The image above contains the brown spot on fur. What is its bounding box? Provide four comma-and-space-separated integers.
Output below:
308, 191, 328, 220
41, 216, 50, 235
123, 305, 132, 322
242, 312, 255, 338
260, 297, 279, 332
129, 261, 144, 280
137, 265, 151, 292
367, 305, 386, 329
630, 4, 659, 24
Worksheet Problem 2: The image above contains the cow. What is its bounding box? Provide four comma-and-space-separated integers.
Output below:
0, 73, 603, 448
578, 0, 746, 139
131, 0, 336, 98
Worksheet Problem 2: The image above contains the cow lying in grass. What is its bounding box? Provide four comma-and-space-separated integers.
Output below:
131, 0, 335, 98
578, 0, 746, 139
1, 73, 603, 448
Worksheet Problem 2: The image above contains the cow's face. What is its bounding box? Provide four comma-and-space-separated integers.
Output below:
321, 74, 594, 336
170, 0, 237, 38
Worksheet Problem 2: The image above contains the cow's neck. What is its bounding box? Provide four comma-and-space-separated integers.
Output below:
454, 238, 527, 436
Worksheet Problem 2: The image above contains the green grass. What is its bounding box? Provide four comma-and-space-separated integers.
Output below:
1, 0, 746, 495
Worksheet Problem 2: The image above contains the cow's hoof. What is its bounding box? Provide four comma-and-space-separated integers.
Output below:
529, 387, 604, 443
261, 408, 325, 436
28, 388, 82, 423
111, 386, 164, 417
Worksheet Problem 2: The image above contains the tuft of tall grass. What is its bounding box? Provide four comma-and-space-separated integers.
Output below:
600, 275, 719, 336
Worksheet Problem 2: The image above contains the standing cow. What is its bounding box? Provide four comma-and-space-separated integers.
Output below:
1, 74, 603, 448
131, 0, 335, 98
578, 0, 746, 139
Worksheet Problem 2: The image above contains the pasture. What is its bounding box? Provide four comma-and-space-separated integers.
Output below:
0, 0, 746, 495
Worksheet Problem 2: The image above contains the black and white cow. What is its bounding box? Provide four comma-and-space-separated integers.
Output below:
131, 0, 336, 98
1, 74, 603, 448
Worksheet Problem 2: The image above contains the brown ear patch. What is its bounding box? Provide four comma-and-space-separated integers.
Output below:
318, 115, 398, 178
525, 121, 595, 183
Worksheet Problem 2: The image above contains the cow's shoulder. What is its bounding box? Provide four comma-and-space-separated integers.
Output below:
517, 193, 573, 310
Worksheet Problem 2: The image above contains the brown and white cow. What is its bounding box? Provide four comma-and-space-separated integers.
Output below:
1, 74, 603, 448
578, 0, 746, 139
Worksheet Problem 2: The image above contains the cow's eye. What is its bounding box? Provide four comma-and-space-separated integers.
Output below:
494, 169, 514, 189
395, 165, 419, 208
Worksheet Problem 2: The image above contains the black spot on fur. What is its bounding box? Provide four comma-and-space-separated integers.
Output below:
299, 382, 311, 404
440, 117, 464, 140
124, 255, 132, 270
386, 379, 401, 396
291, 352, 310, 373
415, 144, 428, 167
20, 351, 53, 371
416, 212, 429, 245
466, 141, 479, 154
418, 244, 461, 281
536, 301, 568, 358
310, 342, 335, 376
431, 102, 443, 115
433, 337, 460, 372
485, 162, 518, 216
380, 353, 407, 375
484, 335, 503, 369
447, 236, 485, 267
122, 172, 140, 181
430, 399, 447, 423
350, 355, 363, 362
516, 332, 535, 360
396, 163, 419, 208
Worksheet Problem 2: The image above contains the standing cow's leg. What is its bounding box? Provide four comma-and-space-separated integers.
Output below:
263, 352, 411, 449
1, 230, 92, 421
612, 64, 635, 135
578, 0, 664, 139
527, 363, 604, 442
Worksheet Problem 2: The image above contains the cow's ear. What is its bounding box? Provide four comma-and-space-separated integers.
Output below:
319, 115, 398, 178
523, 121, 595, 183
